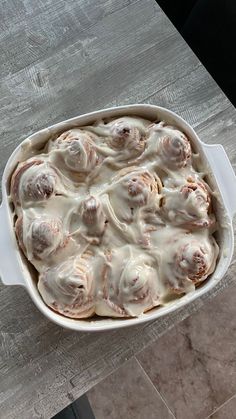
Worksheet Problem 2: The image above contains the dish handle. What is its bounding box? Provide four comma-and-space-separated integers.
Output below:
0, 203, 26, 286
202, 143, 236, 219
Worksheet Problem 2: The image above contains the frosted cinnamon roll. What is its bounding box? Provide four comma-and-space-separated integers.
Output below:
108, 168, 162, 223
17, 216, 65, 261
163, 235, 218, 294
151, 124, 191, 169
96, 248, 160, 317
108, 118, 146, 155
126, 171, 160, 205
81, 196, 106, 237
11, 160, 58, 206
49, 129, 100, 172
38, 252, 95, 318
162, 179, 215, 228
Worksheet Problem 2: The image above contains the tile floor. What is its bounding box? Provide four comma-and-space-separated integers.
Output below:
87, 283, 236, 419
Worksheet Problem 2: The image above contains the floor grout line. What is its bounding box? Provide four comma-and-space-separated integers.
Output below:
135, 357, 176, 418
205, 393, 236, 418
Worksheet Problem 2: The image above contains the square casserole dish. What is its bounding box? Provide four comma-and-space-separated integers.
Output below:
0, 104, 236, 332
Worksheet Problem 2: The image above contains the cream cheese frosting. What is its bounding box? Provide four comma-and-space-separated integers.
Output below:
11, 116, 219, 319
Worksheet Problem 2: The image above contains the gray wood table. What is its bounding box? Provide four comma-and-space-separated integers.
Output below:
0, 1, 236, 418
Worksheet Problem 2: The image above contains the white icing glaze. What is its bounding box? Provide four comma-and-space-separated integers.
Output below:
161, 179, 215, 228
145, 122, 191, 170
159, 231, 218, 295
11, 116, 219, 319
48, 129, 100, 173
38, 250, 96, 318
96, 246, 161, 317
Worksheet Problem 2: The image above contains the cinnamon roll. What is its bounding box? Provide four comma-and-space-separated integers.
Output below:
108, 118, 146, 155
162, 235, 218, 294
96, 247, 160, 317
49, 129, 100, 172
11, 160, 58, 206
162, 179, 215, 228
81, 196, 106, 237
38, 252, 95, 318
151, 124, 191, 169
20, 216, 64, 261
108, 168, 162, 223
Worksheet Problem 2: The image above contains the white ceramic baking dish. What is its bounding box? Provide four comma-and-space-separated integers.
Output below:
1, 104, 236, 332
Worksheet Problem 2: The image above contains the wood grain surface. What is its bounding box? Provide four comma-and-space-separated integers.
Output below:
0, 1, 235, 418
